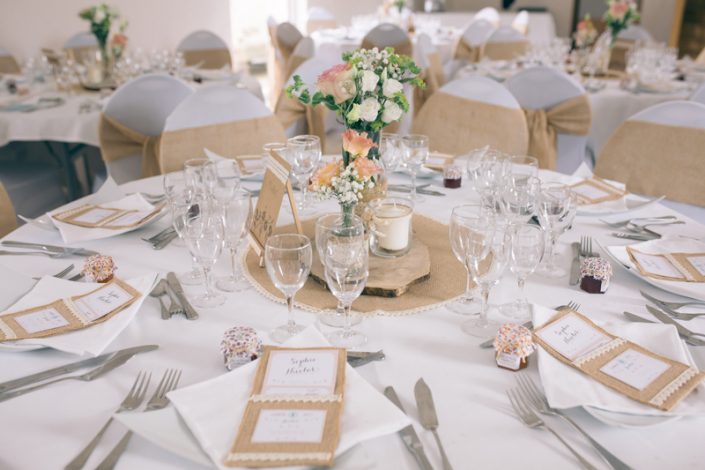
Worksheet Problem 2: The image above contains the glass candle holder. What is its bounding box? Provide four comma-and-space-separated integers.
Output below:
368, 197, 414, 258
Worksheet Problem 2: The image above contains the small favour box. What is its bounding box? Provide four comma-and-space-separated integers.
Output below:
221, 326, 262, 370
82, 254, 116, 283
494, 323, 535, 371
580, 257, 612, 294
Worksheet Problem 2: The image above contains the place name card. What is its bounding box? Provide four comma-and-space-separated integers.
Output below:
570, 178, 626, 205
0, 279, 140, 341
224, 346, 345, 468
53, 202, 164, 229
627, 247, 705, 283
424, 152, 455, 172
533, 309, 705, 411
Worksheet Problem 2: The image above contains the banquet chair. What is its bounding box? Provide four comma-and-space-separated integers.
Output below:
594, 100, 705, 222
270, 22, 305, 107
0, 47, 21, 74
284, 37, 315, 82
361, 23, 412, 57
618, 24, 653, 43
447, 19, 496, 79
483, 26, 529, 61
412, 75, 529, 155
505, 66, 591, 173
413, 34, 445, 116
307, 7, 337, 33
177, 30, 232, 70
63, 32, 98, 64
160, 86, 286, 174
690, 83, 705, 105
0, 182, 17, 237
512, 10, 529, 35
100, 74, 193, 183
474, 7, 500, 27
697, 47, 705, 65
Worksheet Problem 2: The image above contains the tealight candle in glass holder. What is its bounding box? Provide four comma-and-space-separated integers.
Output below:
368, 197, 413, 258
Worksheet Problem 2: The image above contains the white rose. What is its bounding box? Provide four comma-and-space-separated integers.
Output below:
94, 8, 106, 22
361, 70, 379, 93
382, 101, 402, 123
359, 97, 381, 122
382, 78, 403, 98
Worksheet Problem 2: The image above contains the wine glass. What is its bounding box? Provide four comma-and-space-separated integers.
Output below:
265, 234, 313, 343
475, 153, 508, 209
380, 133, 401, 172
536, 183, 572, 278
448, 204, 488, 315
315, 213, 364, 328
401, 134, 429, 202
501, 175, 540, 225
182, 205, 226, 308
500, 223, 544, 320
213, 159, 242, 200
184, 158, 216, 199
323, 229, 369, 348
163, 171, 187, 200
465, 146, 490, 193
287, 135, 321, 213
169, 189, 202, 285
216, 189, 252, 292
263, 142, 287, 161
503, 155, 538, 179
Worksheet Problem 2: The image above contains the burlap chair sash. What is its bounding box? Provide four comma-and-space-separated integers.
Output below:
271, 24, 303, 108
594, 120, 705, 207
483, 40, 529, 61
275, 92, 328, 152
452, 37, 483, 63
523, 94, 592, 170
0, 55, 20, 74
159, 116, 287, 174
413, 52, 445, 116
99, 113, 161, 178
0, 183, 17, 237
360, 38, 413, 57
283, 53, 309, 83
412, 91, 529, 155
182, 48, 232, 69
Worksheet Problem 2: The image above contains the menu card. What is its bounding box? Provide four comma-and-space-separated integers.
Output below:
53, 202, 164, 229
534, 309, 705, 411
627, 246, 705, 282
0, 279, 140, 341
570, 178, 626, 205
225, 347, 346, 467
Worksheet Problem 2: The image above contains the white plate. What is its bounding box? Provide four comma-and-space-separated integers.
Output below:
0, 343, 44, 352
584, 406, 681, 428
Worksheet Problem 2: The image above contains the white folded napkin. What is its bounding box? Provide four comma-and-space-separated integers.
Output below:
0, 273, 156, 356
161, 326, 410, 470
533, 304, 705, 416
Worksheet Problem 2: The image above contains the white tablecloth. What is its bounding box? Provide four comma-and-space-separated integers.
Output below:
1, 170, 704, 469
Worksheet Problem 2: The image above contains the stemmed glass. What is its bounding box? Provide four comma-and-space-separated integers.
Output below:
216, 189, 252, 292
163, 172, 187, 200
501, 175, 540, 225
401, 134, 429, 202
323, 227, 369, 348
184, 158, 216, 199
380, 133, 401, 172
503, 155, 538, 179
287, 135, 321, 213
213, 159, 242, 199
448, 204, 487, 315
465, 146, 490, 193
536, 183, 573, 278
169, 189, 203, 285
182, 204, 226, 308
500, 224, 544, 320
265, 234, 312, 343
475, 154, 507, 209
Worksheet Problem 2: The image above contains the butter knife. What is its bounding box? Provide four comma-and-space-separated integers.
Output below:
623, 312, 705, 347
166, 272, 199, 320
384, 386, 434, 470
0, 344, 157, 394
569, 242, 581, 285
414, 378, 453, 470
646, 305, 705, 339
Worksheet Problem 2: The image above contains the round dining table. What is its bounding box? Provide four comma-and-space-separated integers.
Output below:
1, 169, 704, 469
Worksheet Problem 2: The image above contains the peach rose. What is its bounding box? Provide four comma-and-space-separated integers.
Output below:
311, 161, 341, 188
609, 1, 629, 21
342, 129, 377, 157
352, 156, 380, 179
317, 63, 356, 104
112, 33, 128, 47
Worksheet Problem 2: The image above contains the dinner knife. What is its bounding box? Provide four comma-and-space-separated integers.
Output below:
1, 240, 98, 257
0, 345, 158, 394
623, 311, 705, 347
166, 272, 199, 320
383, 386, 435, 470
569, 242, 581, 285
414, 379, 453, 470
646, 305, 705, 339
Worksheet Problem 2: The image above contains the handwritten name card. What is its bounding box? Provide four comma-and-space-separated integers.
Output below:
627, 247, 705, 283
535, 312, 612, 361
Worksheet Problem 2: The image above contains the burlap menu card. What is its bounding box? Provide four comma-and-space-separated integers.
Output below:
627, 246, 705, 283
533, 309, 705, 411
569, 177, 626, 205
53, 202, 165, 229
0, 279, 140, 341
224, 346, 346, 467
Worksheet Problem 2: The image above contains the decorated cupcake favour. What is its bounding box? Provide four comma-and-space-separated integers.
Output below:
82, 254, 116, 283
493, 323, 535, 371
221, 326, 263, 370
579, 257, 612, 294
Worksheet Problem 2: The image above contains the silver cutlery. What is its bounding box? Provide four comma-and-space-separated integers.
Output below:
149, 281, 171, 320
507, 388, 597, 470
579, 236, 595, 259
569, 242, 581, 285
95, 369, 182, 470
600, 215, 677, 228
625, 220, 684, 234
142, 226, 175, 244
389, 186, 445, 197
0, 345, 157, 394
388, 183, 431, 191
68, 272, 85, 282
611, 232, 658, 241
166, 272, 199, 320
383, 386, 434, 470
639, 290, 705, 310
414, 378, 453, 470
516, 374, 632, 470
156, 278, 183, 318
346, 350, 385, 367
64, 371, 151, 470
647, 302, 705, 321
0, 249, 70, 258
152, 230, 179, 250
623, 311, 705, 347
645, 305, 705, 338
33, 264, 74, 280
1, 240, 98, 256
17, 214, 58, 231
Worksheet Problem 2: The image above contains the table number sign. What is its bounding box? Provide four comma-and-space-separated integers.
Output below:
0, 279, 140, 341
533, 309, 705, 411
248, 149, 302, 265
53, 202, 165, 229
627, 246, 705, 282
224, 346, 346, 467
569, 178, 626, 205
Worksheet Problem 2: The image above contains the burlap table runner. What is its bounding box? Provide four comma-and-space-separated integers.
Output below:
244, 214, 467, 316
159, 116, 287, 174
0, 55, 20, 74
523, 94, 592, 170
182, 48, 232, 70
360, 38, 413, 57
483, 41, 529, 61
99, 113, 162, 178
412, 91, 529, 155
0, 183, 17, 237
594, 120, 705, 207
413, 51, 445, 116
452, 38, 483, 63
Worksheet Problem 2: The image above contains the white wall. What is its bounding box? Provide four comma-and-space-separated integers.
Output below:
0, 0, 232, 61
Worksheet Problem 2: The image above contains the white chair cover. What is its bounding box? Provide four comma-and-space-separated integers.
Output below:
101, 74, 193, 183
512, 10, 530, 35
484, 26, 529, 61
361, 23, 412, 56
270, 22, 304, 107
446, 19, 496, 80
618, 25, 653, 42
177, 30, 232, 69
474, 7, 500, 27
307, 7, 336, 33
505, 66, 590, 174
690, 83, 705, 105
63, 32, 98, 64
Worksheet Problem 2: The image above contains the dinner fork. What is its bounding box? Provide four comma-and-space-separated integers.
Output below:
64, 371, 151, 470
507, 388, 597, 470
515, 375, 632, 470
639, 290, 705, 310
94, 369, 182, 470
579, 236, 595, 259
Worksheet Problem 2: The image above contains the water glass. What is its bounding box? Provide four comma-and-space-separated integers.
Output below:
183, 206, 226, 308
380, 133, 401, 172
401, 134, 429, 202
501, 175, 540, 224
287, 135, 321, 213
536, 183, 572, 278
500, 224, 544, 320
184, 158, 216, 198
216, 189, 252, 292
169, 189, 202, 285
